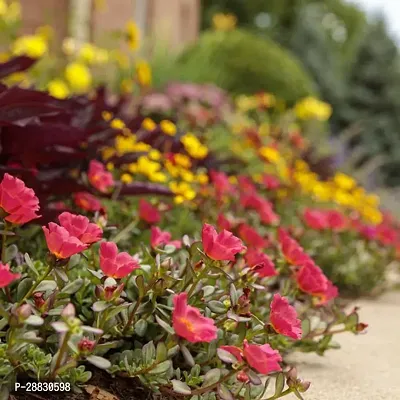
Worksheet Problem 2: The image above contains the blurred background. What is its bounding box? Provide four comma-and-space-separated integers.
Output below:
2, 0, 400, 212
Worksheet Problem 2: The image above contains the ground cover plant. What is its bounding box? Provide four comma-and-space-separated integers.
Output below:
0, 7, 399, 400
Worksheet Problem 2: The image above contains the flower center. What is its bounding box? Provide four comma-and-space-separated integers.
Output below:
179, 317, 194, 332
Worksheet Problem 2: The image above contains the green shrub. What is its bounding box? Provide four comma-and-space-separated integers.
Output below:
177, 29, 317, 103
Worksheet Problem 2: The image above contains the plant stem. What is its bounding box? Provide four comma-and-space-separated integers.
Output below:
122, 296, 143, 335
113, 217, 139, 244
266, 388, 293, 400
50, 332, 70, 379
306, 327, 349, 339
1, 224, 8, 263
187, 263, 211, 298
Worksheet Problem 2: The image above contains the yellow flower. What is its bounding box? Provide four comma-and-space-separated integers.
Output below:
228, 176, 238, 185
77, 43, 97, 64
121, 173, 133, 184
294, 160, 310, 171
180, 170, 195, 183
174, 154, 192, 169
115, 135, 150, 154
102, 111, 113, 121
295, 97, 332, 121
47, 79, 70, 99
126, 20, 141, 51
259, 146, 281, 163
333, 172, 356, 191
65, 62, 92, 93
136, 60, 152, 86
169, 181, 196, 203
365, 193, 380, 208
12, 35, 48, 58
212, 13, 237, 31
197, 173, 209, 185
102, 147, 115, 160
0, 52, 9, 63
110, 118, 126, 130
312, 183, 332, 202
236, 95, 257, 112
1, 1, 20, 23
142, 118, 156, 131
362, 207, 383, 225
106, 162, 114, 171
149, 149, 161, 161
160, 120, 177, 136
333, 190, 354, 207
181, 134, 209, 159
62, 37, 77, 56
120, 78, 133, 94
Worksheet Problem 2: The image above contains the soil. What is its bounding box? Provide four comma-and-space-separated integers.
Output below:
10, 369, 172, 400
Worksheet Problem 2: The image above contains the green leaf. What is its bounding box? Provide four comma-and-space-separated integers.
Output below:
5, 244, 18, 263
172, 380, 191, 395
217, 348, 238, 364
35, 280, 57, 292
148, 360, 172, 375
156, 342, 167, 362
167, 345, 180, 358
301, 319, 311, 338
25, 315, 44, 326
86, 355, 111, 370
217, 384, 234, 400
207, 300, 226, 314
180, 344, 195, 367
61, 278, 84, 295
134, 319, 148, 337
142, 341, 156, 366
202, 368, 221, 387
24, 253, 39, 276
155, 315, 175, 335
17, 278, 33, 301
247, 369, 262, 386
92, 301, 110, 312
345, 313, 359, 330
274, 373, 285, 396
203, 285, 216, 297
68, 254, 81, 268
105, 303, 130, 321
229, 284, 238, 306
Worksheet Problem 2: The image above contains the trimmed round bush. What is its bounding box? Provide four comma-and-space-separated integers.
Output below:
178, 29, 318, 103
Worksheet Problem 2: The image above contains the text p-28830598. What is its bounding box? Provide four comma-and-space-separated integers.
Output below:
15, 382, 71, 392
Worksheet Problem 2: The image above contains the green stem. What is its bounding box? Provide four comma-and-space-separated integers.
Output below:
1, 225, 8, 263
306, 327, 348, 339
113, 217, 139, 244
50, 332, 71, 380
187, 264, 211, 298
266, 388, 293, 400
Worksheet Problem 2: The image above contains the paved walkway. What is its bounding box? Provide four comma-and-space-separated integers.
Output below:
285, 291, 400, 400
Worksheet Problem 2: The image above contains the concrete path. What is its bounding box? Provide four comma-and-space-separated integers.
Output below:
285, 291, 400, 400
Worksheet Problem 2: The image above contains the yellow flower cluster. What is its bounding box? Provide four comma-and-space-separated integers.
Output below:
292, 162, 382, 224
126, 20, 141, 51
236, 93, 276, 113
212, 13, 237, 31
181, 134, 209, 159
0, 0, 20, 24
12, 34, 48, 58
294, 97, 332, 121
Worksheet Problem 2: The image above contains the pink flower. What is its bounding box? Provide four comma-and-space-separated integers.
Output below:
303, 209, 328, 230
245, 248, 277, 277
219, 345, 243, 362
99, 242, 140, 279
243, 340, 282, 375
202, 223, 246, 261
316, 280, 339, 305
74, 192, 103, 212
217, 213, 232, 231
0, 173, 40, 225
0, 262, 20, 288
240, 193, 279, 225
326, 210, 347, 231
43, 223, 87, 259
58, 212, 102, 245
172, 292, 217, 343
262, 174, 280, 190
88, 160, 114, 193
270, 294, 302, 340
210, 170, 234, 199
295, 261, 328, 296
139, 199, 161, 224
150, 226, 181, 249
238, 224, 269, 249
278, 228, 311, 266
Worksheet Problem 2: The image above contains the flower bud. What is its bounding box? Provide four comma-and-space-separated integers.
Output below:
33, 292, 46, 309
355, 322, 368, 333
237, 371, 250, 383
17, 304, 32, 321
78, 337, 96, 354
298, 380, 311, 393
